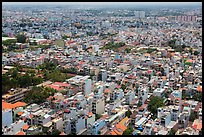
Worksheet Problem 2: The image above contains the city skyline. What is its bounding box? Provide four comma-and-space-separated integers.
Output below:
3, 2, 202, 6
2, 2, 202, 135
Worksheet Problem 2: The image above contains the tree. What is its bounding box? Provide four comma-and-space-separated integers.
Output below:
23, 86, 56, 104
95, 114, 102, 121
138, 102, 142, 107
194, 51, 199, 55
102, 42, 125, 50
185, 62, 192, 66
189, 111, 197, 122
164, 92, 169, 98
147, 96, 165, 118
123, 126, 133, 135
18, 74, 33, 88
121, 84, 126, 91
125, 110, 132, 118
68, 132, 76, 135
98, 131, 101, 135
38, 62, 57, 71
2, 33, 8, 37
189, 48, 193, 54
2, 39, 17, 46
192, 93, 202, 102
87, 32, 93, 36
32, 40, 37, 45
16, 34, 27, 43
169, 129, 176, 135
45, 69, 68, 82
43, 35, 49, 39
147, 48, 157, 53
62, 35, 68, 40
125, 48, 131, 53
51, 129, 61, 135
168, 39, 176, 48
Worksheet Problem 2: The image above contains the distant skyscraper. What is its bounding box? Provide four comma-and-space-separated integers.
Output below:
135, 11, 145, 18
175, 15, 197, 22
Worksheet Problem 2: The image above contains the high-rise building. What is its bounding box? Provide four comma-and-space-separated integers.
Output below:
175, 15, 197, 22
92, 96, 105, 115
135, 11, 145, 18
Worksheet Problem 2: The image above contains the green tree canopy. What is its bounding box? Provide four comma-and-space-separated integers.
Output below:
16, 34, 27, 43
2, 33, 9, 37
51, 129, 61, 135
125, 48, 131, 53
95, 114, 102, 121
2, 39, 17, 46
194, 51, 199, 55
2, 67, 43, 93
147, 96, 165, 117
102, 42, 125, 50
123, 126, 133, 135
23, 86, 56, 104
121, 84, 126, 91
189, 111, 198, 122
169, 129, 176, 135
125, 109, 132, 118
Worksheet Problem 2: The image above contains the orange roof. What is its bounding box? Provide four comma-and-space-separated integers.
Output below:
110, 130, 117, 135
88, 112, 93, 116
113, 129, 123, 135
113, 116, 129, 135
162, 76, 167, 80
29, 114, 33, 119
16, 131, 25, 135
119, 116, 129, 126
60, 132, 66, 135
154, 127, 158, 132
175, 97, 181, 101
2, 101, 13, 110
144, 53, 150, 56
104, 89, 110, 93
186, 59, 193, 63
47, 96, 53, 100
13, 102, 27, 108
116, 124, 127, 132
197, 86, 202, 92
22, 124, 29, 130
197, 123, 202, 130
2, 101, 27, 110
192, 120, 202, 131
17, 111, 24, 116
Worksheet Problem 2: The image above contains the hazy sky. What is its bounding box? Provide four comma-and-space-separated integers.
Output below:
2, 2, 202, 6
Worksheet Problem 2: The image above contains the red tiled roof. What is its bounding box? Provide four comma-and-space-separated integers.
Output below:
64, 109, 70, 113
117, 85, 121, 88
110, 130, 117, 135
16, 131, 25, 135
192, 119, 202, 131
139, 104, 148, 110
22, 124, 29, 130
59, 132, 66, 135
197, 86, 202, 92
17, 111, 24, 116
186, 59, 193, 63
29, 114, 33, 119
54, 82, 70, 87
46, 84, 63, 91
104, 89, 111, 93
